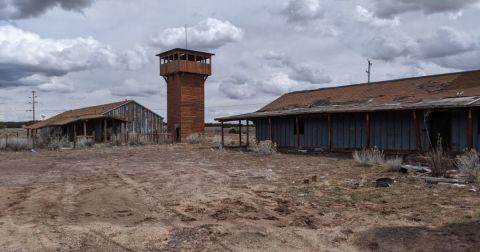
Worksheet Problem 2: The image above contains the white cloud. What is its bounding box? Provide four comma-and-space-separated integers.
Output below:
257, 72, 301, 96
119, 45, 151, 71
0, 25, 117, 87
355, 5, 399, 27
0, 0, 94, 20
111, 78, 162, 97
149, 18, 243, 51
37, 76, 75, 93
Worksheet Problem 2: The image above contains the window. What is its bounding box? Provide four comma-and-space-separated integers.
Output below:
293, 117, 305, 135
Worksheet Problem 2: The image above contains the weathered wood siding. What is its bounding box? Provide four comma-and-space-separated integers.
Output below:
105, 101, 163, 134
253, 109, 477, 152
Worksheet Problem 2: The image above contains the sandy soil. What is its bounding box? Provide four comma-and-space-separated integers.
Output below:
0, 144, 479, 251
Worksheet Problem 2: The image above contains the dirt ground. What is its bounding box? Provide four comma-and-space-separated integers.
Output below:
0, 143, 479, 252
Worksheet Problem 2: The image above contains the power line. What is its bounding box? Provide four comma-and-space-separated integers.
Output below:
26, 90, 38, 121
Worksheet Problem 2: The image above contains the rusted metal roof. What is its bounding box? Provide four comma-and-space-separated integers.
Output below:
156, 48, 215, 57
26, 100, 131, 129
216, 70, 480, 121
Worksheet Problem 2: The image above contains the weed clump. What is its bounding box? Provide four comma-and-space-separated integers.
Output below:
186, 133, 202, 144
382, 156, 403, 171
249, 140, 277, 155
456, 149, 480, 182
353, 147, 385, 166
426, 137, 452, 177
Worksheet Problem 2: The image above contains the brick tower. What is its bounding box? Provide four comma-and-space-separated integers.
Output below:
157, 48, 214, 142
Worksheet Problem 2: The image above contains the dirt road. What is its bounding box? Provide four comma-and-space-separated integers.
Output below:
0, 144, 479, 251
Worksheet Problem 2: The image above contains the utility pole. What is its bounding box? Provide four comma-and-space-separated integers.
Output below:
26, 90, 38, 122
185, 24, 188, 49
366, 59, 372, 83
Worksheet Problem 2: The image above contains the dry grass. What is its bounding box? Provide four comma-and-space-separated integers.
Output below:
186, 133, 202, 144
426, 137, 452, 177
249, 140, 277, 155
456, 149, 480, 182
0, 137, 32, 151
353, 147, 385, 166
382, 156, 403, 172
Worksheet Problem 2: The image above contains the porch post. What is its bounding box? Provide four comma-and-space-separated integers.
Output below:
268, 117, 272, 141
365, 113, 370, 149
328, 114, 332, 151
295, 116, 300, 147
104, 118, 107, 143
413, 111, 422, 151
73, 123, 77, 148
468, 109, 473, 149
246, 120, 250, 147
83, 121, 87, 137
239, 120, 242, 147
221, 121, 224, 147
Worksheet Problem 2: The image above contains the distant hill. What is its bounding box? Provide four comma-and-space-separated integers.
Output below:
0, 121, 33, 129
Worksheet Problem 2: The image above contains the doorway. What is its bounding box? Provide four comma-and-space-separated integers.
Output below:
428, 111, 452, 150
175, 127, 181, 142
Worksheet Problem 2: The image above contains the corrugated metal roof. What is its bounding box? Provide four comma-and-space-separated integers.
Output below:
216, 70, 480, 121
26, 100, 130, 129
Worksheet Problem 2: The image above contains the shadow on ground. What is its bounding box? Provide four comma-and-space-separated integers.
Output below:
354, 221, 480, 252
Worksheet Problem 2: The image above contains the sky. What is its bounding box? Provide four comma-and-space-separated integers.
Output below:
1, 0, 480, 122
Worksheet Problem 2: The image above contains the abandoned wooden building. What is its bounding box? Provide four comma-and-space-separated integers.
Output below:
26, 100, 163, 143
216, 70, 480, 152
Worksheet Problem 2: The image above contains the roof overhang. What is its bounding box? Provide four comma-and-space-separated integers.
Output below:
216, 96, 480, 121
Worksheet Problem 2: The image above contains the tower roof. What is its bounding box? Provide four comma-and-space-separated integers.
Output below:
156, 48, 215, 58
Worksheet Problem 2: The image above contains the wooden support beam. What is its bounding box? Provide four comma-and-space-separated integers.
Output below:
468, 109, 473, 149
104, 118, 107, 143
328, 114, 332, 151
73, 123, 77, 148
238, 120, 242, 147
246, 121, 250, 147
413, 111, 422, 151
268, 118, 272, 141
221, 121, 224, 147
83, 121, 87, 137
365, 113, 370, 149
295, 116, 300, 147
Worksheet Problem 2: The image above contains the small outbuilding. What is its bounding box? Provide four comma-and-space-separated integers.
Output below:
216, 70, 480, 152
26, 100, 163, 143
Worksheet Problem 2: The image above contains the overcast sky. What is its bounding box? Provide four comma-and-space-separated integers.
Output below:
1, 0, 480, 122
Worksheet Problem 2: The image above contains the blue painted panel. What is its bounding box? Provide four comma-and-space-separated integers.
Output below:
370, 111, 415, 151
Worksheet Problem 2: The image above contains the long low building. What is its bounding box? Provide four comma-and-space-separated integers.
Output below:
26, 100, 164, 143
216, 70, 480, 152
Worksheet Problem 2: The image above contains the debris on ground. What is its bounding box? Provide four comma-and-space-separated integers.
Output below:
376, 178, 395, 187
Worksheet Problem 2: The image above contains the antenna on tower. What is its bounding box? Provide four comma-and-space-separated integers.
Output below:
366, 59, 372, 83
185, 24, 188, 49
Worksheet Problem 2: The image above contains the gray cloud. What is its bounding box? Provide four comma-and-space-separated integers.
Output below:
419, 27, 478, 58
361, 26, 479, 66
111, 79, 162, 97
259, 51, 332, 84
149, 18, 243, 51
372, 0, 480, 18
280, 0, 324, 25
218, 75, 256, 100
0, 0, 93, 20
